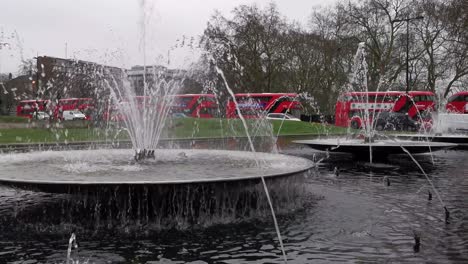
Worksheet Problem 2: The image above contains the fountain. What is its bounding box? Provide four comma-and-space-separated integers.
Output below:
0, 64, 316, 263
2, 3, 468, 263
293, 43, 456, 159
0, 4, 322, 263
0, 149, 312, 194
291, 43, 457, 252
0, 74, 315, 229
294, 137, 455, 157
0, 88, 316, 264
0, 8, 316, 239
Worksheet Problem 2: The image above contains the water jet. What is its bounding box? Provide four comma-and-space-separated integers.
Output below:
413, 232, 421, 253
444, 206, 450, 224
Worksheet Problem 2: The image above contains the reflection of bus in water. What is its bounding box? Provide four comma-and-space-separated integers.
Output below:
105, 94, 218, 121
226, 93, 302, 119
446, 91, 468, 114
55, 98, 94, 120
16, 99, 51, 118
335, 91, 436, 129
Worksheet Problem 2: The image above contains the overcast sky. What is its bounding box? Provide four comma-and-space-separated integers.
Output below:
0, 0, 337, 74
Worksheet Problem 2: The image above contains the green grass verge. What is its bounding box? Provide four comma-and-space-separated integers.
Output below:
0, 118, 347, 144
170, 118, 346, 138
0, 116, 30, 123
270, 120, 346, 135
0, 128, 127, 144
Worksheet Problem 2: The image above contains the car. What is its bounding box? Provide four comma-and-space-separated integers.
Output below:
374, 112, 420, 131
266, 113, 301, 121
32, 111, 50, 120
171, 113, 188, 118
434, 113, 468, 133
62, 110, 87, 121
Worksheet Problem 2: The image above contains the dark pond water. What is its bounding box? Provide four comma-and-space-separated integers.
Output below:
0, 142, 467, 263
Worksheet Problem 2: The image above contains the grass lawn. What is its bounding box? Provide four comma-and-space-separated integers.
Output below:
171, 118, 346, 138
0, 128, 125, 144
0, 118, 347, 144
0, 116, 30, 123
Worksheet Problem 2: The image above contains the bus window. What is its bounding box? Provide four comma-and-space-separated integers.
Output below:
179, 97, 193, 106
448, 94, 464, 102
257, 96, 272, 105
348, 111, 358, 118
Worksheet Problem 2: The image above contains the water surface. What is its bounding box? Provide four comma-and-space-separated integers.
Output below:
1, 146, 467, 263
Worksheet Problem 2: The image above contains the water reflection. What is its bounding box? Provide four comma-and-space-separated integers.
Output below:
1, 147, 468, 263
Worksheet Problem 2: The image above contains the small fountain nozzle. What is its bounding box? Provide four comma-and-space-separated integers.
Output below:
444, 206, 450, 224
66, 232, 78, 264
333, 166, 339, 177
413, 232, 420, 252
134, 149, 141, 161
134, 149, 156, 162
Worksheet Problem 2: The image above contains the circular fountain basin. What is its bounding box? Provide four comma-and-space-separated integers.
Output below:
394, 133, 468, 148
0, 149, 314, 193
294, 138, 457, 156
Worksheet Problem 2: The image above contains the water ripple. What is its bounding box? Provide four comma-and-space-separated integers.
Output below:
0, 150, 468, 262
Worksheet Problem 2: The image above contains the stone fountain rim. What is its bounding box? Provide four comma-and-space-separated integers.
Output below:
0, 148, 314, 187
394, 133, 468, 139
293, 138, 458, 147
293, 138, 458, 155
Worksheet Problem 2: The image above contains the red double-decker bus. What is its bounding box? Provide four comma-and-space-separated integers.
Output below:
55, 98, 94, 120
16, 99, 51, 118
104, 94, 218, 121
226, 93, 302, 118
446, 91, 468, 113
170, 94, 218, 118
335, 91, 435, 128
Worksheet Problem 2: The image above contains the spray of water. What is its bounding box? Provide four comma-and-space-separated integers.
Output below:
214, 65, 288, 264
66, 232, 78, 264
345, 43, 450, 247
349, 43, 374, 163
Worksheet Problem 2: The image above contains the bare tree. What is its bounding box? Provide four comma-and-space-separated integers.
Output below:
17, 58, 35, 76
337, 0, 410, 90
199, 0, 468, 113
412, 0, 468, 97
201, 3, 290, 93
441, 0, 468, 97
